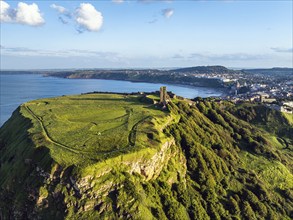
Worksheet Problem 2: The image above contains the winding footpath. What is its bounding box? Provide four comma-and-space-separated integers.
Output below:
23, 104, 81, 154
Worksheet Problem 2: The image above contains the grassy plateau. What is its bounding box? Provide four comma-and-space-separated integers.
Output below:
21, 93, 169, 166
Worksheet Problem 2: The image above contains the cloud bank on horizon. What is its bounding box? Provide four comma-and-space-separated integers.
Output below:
271, 47, 293, 53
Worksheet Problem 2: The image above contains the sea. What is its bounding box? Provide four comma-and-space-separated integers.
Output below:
0, 73, 224, 126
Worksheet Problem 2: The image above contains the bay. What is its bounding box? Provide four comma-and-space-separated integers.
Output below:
0, 74, 224, 126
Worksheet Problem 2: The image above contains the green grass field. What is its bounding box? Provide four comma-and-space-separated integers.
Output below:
21, 93, 169, 166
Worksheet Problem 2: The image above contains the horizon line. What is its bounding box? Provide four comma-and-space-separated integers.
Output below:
1, 66, 293, 72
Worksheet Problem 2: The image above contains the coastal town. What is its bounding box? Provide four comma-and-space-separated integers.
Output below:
219, 68, 292, 114
165, 66, 293, 114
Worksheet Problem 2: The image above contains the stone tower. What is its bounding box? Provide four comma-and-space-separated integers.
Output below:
160, 86, 167, 105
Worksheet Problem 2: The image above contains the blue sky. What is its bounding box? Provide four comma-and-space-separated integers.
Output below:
1, 0, 292, 69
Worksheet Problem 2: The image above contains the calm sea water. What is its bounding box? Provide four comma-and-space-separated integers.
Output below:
0, 74, 224, 126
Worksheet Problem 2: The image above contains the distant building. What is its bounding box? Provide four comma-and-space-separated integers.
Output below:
256, 92, 270, 103
249, 95, 260, 102
269, 102, 293, 114
262, 98, 276, 103
283, 101, 293, 108
234, 81, 241, 96
236, 81, 241, 88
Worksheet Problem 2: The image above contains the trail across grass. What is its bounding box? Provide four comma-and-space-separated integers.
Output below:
24, 93, 169, 165
24, 105, 82, 154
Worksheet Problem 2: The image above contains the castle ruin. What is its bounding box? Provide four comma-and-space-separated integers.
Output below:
160, 86, 167, 106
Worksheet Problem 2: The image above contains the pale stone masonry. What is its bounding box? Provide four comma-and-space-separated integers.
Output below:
160, 86, 167, 105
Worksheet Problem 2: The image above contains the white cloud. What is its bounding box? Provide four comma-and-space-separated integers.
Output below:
0, 0, 11, 22
50, 3, 66, 14
50, 3, 71, 25
112, 0, 124, 3
187, 53, 268, 61
162, 8, 174, 18
49, 2, 103, 32
15, 2, 44, 26
271, 47, 293, 53
0, 0, 44, 26
75, 3, 103, 32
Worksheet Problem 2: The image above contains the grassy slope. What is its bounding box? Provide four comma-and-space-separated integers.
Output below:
163, 100, 293, 219
0, 95, 292, 219
0, 93, 173, 219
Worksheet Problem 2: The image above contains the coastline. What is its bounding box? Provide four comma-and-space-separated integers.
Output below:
43, 72, 228, 95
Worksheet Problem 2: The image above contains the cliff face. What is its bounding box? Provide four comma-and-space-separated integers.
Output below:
70, 138, 187, 216
0, 97, 292, 220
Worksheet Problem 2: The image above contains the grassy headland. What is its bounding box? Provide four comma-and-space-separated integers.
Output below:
0, 93, 292, 219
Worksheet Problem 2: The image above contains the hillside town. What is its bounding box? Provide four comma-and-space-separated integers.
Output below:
163, 67, 293, 114
221, 69, 293, 114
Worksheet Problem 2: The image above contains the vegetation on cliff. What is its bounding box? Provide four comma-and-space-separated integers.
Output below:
0, 93, 292, 219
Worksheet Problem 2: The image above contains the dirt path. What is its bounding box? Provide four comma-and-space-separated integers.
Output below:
128, 116, 151, 146
24, 105, 81, 154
